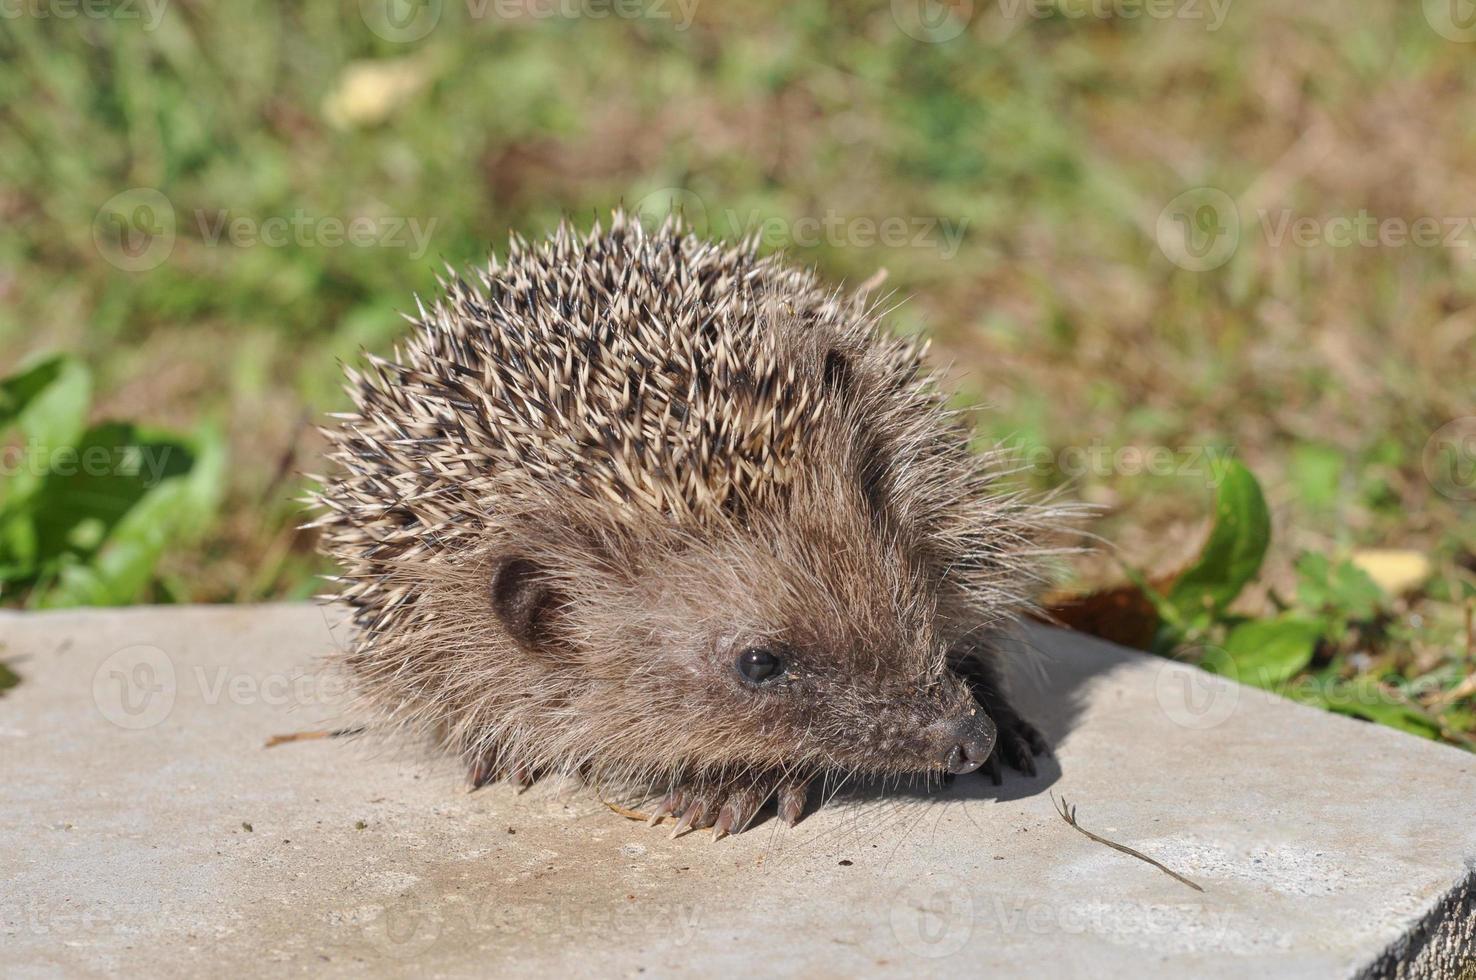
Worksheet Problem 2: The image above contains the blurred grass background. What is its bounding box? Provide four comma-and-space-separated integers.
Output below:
0, 1, 1473, 730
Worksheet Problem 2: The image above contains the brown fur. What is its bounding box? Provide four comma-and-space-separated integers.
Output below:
311, 212, 1071, 833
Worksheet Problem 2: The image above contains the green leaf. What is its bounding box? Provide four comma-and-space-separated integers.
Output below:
27, 422, 226, 608
1295, 554, 1384, 622
0, 355, 92, 515
1288, 443, 1343, 512
1165, 460, 1271, 625
0, 355, 91, 439
1220, 615, 1323, 689
1324, 678, 1443, 741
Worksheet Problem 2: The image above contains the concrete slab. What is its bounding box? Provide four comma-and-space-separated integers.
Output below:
2, 604, 1473, 978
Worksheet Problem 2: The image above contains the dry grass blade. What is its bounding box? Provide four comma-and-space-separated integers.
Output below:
602, 799, 652, 822
1052, 793, 1204, 893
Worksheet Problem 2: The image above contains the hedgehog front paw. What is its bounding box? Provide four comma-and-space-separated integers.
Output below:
647, 771, 813, 839
950, 648, 1051, 785
976, 712, 1050, 785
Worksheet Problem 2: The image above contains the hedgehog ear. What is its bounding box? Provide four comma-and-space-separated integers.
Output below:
490, 556, 566, 656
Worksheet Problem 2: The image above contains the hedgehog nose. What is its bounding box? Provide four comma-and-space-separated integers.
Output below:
938, 712, 997, 775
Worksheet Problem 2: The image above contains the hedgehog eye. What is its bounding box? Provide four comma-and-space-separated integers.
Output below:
736, 646, 785, 684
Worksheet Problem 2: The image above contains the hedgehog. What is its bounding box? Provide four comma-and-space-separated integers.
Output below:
312, 210, 1069, 839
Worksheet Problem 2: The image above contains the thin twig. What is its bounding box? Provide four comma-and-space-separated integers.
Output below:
263, 727, 364, 748
1052, 793, 1204, 893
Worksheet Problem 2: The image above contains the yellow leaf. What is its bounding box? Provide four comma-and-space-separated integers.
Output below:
1350, 549, 1432, 597
322, 57, 433, 129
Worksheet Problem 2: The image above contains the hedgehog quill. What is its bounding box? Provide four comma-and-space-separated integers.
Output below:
312, 211, 1074, 838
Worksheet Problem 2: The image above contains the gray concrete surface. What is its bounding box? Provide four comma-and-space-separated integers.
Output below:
2, 603, 1473, 978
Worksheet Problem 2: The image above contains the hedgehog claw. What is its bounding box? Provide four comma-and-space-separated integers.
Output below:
777, 780, 810, 827
647, 790, 684, 826
654, 773, 812, 838
467, 758, 496, 791
713, 805, 738, 840
670, 801, 712, 839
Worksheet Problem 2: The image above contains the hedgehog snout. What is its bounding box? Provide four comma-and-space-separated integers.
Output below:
928, 710, 997, 775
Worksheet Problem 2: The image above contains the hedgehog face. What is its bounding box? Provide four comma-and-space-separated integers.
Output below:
645, 514, 995, 778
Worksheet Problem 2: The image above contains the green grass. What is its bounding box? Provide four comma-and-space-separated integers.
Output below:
0, 1, 1472, 739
